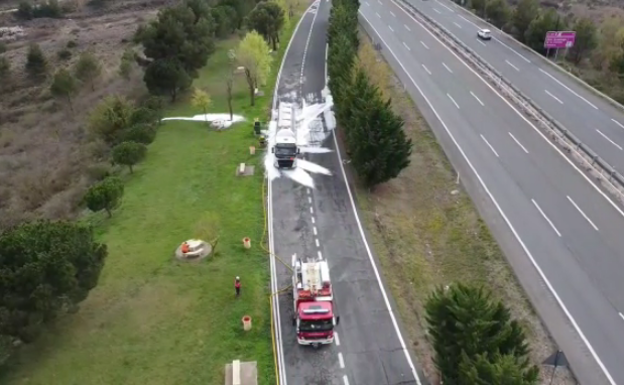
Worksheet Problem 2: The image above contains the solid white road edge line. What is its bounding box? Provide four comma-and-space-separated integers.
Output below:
596, 129, 623, 151
480, 134, 499, 157
361, 9, 617, 384
567, 195, 599, 231
508, 132, 529, 154
335, 15, 423, 385
531, 199, 561, 237
268, 4, 320, 384
388, 0, 624, 220
538, 68, 598, 110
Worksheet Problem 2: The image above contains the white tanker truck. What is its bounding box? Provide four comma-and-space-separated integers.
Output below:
271, 102, 300, 169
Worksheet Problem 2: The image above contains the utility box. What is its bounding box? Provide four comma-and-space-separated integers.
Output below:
224, 360, 257, 385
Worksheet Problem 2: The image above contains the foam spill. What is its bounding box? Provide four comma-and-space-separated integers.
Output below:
282, 168, 315, 188
162, 113, 246, 129
300, 147, 333, 154
297, 159, 332, 176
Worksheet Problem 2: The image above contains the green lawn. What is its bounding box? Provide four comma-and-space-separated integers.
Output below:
0, 9, 307, 385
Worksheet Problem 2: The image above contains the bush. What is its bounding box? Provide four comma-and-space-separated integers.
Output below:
57, 48, 72, 60
0, 42, 6, 54
67, 40, 78, 48
25, 43, 47, 78
16, 1, 33, 19
119, 124, 157, 145
112, 141, 147, 173
0, 220, 107, 343
83, 176, 124, 217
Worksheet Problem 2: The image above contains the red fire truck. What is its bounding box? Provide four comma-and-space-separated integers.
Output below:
291, 254, 340, 347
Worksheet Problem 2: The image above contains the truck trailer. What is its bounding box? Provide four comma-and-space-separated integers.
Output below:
272, 102, 299, 169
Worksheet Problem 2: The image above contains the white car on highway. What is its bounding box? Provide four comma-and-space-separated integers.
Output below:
477, 28, 491, 41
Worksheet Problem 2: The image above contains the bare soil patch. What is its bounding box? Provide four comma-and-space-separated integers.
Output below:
0, 0, 169, 230
354, 32, 577, 384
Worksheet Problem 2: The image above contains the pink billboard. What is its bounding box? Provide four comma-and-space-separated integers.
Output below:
544, 31, 576, 49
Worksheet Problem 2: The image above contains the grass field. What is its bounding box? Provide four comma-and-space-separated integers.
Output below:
352, 33, 576, 384
0, 7, 308, 385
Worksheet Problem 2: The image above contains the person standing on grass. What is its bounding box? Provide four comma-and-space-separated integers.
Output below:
235, 276, 241, 297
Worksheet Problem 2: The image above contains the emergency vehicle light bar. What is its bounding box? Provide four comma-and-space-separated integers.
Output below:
302, 308, 330, 314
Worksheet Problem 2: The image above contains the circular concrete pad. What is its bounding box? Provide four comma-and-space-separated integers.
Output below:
174, 239, 212, 262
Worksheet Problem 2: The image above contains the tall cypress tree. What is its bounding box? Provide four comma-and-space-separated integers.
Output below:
425, 284, 537, 385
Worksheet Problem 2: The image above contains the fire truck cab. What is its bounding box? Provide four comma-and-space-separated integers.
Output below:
291, 254, 339, 348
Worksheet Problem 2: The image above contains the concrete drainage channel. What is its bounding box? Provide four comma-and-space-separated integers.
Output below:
393, 0, 624, 206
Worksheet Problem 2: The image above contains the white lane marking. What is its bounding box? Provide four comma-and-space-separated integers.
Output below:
310, 206, 314, 214
480, 134, 499, 157
422, 64, 432, 75
343, 376, 350, 385
596, 129, 623, 150
477, 39, 486, 46
508, 132, 529, 153
377, 0, 382, 3
315, 238, 320, 247
376, 11, 380, 17
334, 332, 340, 346
300, 0, 320, 83
318, 250, 323, 259
313, 226, 318, 235
531, 199, 561, 237
311, 216, 315, 224
361, 11, 615, 384
433, 7, 441, 13
403, 41, 410, 50
612, 118, 624, 129
459, 14, 471, 23
435, 0, 454, 12
390, 10, 395, 16
505, 59, 519, 71
338, 352, 345, 368
337, 16, 424, 385
619, 313, 624, 322
545, 90, 564, 104
389, 26, 394, 32
470, 91, 484, 106
567, 196, 599, 231
495, 37, 531, 63
453, 21, 462, 29
538, 68, 598, 110
269, 4, 318, 383
365, 0, 369, 4
308, 196, 312, 203
447, 93, 460, 109
420, 41, 429, 49
404, 24, 411, 31
442, 62, 453, 73
307, 188, 311, 194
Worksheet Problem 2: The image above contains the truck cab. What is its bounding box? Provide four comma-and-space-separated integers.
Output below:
292, 255, 340, 347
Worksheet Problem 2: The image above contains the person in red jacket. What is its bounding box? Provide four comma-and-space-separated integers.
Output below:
235, 276, 241, 297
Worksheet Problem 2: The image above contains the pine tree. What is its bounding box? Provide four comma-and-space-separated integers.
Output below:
343, 69, 412, 187
458, 352, 539, 385
425, 283, 536, 384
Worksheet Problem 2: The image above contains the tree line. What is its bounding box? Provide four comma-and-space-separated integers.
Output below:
426, 283, 540, 384
0, 0, 288, 360
327, 0, 412, 188
459, 0, 624, 101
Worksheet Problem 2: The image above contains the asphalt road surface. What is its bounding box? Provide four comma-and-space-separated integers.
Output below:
360, 1, 624, 384
410, 0, 624, 183
269, 1, 422, 384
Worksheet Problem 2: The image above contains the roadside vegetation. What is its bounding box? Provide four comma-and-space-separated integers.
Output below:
0, 0, 306, 382
351, 29, 577, 385
455, 0, 624, 103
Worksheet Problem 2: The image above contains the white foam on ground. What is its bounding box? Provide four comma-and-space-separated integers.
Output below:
297, 159, 332, 175
162, 113, 246, 128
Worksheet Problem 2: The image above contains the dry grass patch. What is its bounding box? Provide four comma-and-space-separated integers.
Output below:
354, 32, 576, 385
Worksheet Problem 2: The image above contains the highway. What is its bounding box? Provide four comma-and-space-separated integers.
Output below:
359, 1, 624, 384
408, 0, 624, 179
269, 0, 422, 384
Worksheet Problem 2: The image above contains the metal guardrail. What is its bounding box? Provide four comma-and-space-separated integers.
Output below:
394, 0, 624, 203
